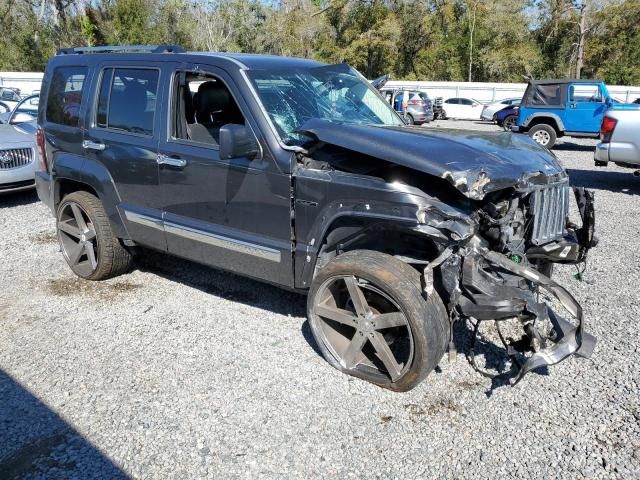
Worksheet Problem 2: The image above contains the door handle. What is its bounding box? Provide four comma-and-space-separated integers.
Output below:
82, 140, 106, 151
157, 154, 187, 168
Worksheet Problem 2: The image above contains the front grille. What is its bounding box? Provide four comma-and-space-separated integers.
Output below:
0, 148, 34, 170
529, 183, 570, 245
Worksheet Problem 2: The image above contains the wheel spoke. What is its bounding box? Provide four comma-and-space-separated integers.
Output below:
372, 312, 406, 330
85, 242, 98, 269
369, 331, 403, 381
58, 220, 81, 238
83, 228, 96, 241
344, 276, 370, 317
315, 303, 357, 327
342, 332, 368, 369
67, 242, 84, 265
70, 203, 88, 233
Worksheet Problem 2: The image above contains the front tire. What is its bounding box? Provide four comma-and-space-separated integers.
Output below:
56, 191, 132, 280
308, 250, 449, 392
529, 124, 557, 149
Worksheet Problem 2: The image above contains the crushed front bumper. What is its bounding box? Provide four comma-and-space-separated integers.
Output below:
469, 240, 596, 383
442, 187, 597, 383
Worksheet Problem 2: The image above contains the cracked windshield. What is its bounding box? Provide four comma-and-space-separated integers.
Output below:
249, 63, 402, 146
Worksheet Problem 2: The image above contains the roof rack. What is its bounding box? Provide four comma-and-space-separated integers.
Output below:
56, 45, 185, 55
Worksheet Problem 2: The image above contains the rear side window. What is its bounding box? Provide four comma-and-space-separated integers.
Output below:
45, 66, 88, 126
96, 68, 159, 135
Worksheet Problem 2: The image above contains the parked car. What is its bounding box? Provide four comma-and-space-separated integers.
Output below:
0, 96, 38, 193
442, 97, 484, 120
512, 79, 623, 149
0, 87, 23, 110
36, 45, 596, 391
633, 98, 640, 104
480, 97, 521, 121
594, 105, 640, 173
495, 105, 519, 131
0, 94, 38, 124
379, 87, 434, 124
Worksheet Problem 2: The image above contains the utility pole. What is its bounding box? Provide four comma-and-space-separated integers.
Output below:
575, 2, 587, 79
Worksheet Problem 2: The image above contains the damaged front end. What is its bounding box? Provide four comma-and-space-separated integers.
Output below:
295, 119, 598, 383
420, 182, 598, 384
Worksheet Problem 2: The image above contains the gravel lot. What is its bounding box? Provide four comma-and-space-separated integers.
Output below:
1, 120, 639, 479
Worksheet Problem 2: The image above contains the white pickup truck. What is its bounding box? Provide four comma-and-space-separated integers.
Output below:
594, 105, 640, 175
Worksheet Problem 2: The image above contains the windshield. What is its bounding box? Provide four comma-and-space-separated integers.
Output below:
248, 63, 403, 146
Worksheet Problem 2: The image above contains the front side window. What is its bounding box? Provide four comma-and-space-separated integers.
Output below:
570, 84, 603, 103
46, 66, 88, 126
96, 68, 158, 135
248, 63, 402, 146
171, 72, 245, 146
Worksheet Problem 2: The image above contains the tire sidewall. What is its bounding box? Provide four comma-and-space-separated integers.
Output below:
56, 192, 106, 280
529, 124, 557, 148
307, 251, 446, 391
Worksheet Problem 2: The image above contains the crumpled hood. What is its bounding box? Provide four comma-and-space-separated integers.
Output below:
298, 119, 567, 200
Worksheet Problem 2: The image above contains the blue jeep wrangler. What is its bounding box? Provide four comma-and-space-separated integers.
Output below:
513, 79, 612, 149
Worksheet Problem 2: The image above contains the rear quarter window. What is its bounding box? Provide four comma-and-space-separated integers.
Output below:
45, 66, 88, 127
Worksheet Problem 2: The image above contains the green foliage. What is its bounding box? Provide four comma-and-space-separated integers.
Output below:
0, 0, 638, 86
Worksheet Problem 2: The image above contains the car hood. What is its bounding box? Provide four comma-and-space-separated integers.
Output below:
298, 119, 567, 200
0, 121, 37, 146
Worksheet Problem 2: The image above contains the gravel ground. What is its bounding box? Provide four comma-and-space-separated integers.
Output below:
1, 120, 639, 479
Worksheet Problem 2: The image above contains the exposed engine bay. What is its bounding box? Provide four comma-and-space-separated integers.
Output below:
295, 119, 598, 384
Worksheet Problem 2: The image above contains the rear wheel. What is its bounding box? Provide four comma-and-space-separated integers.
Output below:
529, 124, 557, 149
405, 114, 414, 125
56, 191, 132, 280
503, 114, 517, 131
308, 250, 449, 392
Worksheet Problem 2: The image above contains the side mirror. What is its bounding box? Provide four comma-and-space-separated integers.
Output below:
10, 112, 35, 124
219, 124, 259, 160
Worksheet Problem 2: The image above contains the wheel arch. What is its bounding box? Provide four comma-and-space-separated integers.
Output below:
296, 212, 444, 289
53, 157, 130, 239
522, 113, 565, 135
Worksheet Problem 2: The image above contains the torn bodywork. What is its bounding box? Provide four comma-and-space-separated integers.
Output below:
295, 119, 598, 384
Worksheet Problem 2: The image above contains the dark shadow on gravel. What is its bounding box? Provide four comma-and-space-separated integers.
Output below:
300, 320, 323, 357
134, 249, 306, 318
452, 319, 549, 397
553, 142, 596, 152
567, 168, 640, 195
0, 369, 128, 479
0, 190, 38, 209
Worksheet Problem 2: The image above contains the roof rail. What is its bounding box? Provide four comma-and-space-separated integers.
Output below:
56, 45, 185, 55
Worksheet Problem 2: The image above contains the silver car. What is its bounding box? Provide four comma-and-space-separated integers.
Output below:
0, 95, 38, 194
594, 106, 640, 174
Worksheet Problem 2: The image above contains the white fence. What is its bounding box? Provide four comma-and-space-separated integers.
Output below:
2, 71, 639, 103
0, 72, 44, 96
385, 80, 640, 104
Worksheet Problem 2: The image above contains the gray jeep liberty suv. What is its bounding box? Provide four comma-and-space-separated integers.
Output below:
35, 45, 597, 391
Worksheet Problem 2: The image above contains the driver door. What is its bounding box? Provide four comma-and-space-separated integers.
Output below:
157, 63, 294, 287
564, 83, 606, 133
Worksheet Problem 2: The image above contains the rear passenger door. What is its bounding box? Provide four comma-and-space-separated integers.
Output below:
84, 64, 166, 251
444, 98, 460, 118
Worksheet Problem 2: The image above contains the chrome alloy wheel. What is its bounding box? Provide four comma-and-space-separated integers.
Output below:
57, 201, 98, 277
311, 275, 414, 384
